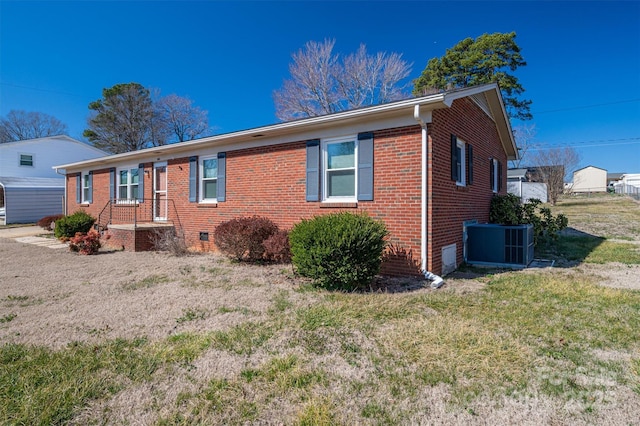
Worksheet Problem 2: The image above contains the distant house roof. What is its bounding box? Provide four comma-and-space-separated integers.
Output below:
507, 166, 564, 183
0, 134, 106, 156
507, 168, 527, 180
573, 165, 607, 173
0, 176, 65, 189
607, 172, 625, 180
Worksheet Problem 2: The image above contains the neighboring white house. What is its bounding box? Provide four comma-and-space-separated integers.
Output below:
0, 135, 107, 223
572, 165, 608, 193
507, 168, 548, 203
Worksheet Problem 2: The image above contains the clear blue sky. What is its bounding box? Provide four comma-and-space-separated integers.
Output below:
1, 1, 639, 176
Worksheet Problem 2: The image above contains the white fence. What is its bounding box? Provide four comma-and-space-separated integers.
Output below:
615, 184, 640, 200
507, 181, 548, 203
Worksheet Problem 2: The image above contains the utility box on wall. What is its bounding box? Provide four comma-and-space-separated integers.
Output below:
465, 223, 534, 268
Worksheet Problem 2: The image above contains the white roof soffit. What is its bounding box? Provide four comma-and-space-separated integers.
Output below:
55, 83, 516, 170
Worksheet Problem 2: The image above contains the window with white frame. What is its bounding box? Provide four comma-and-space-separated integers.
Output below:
323, 137, 356, 200
491, 158, 499, 192
82, 172, 91, 203
19, 154, 33, 167
117, 167, 139, 201
200, 157, 218, 202
455, 138, 466, 186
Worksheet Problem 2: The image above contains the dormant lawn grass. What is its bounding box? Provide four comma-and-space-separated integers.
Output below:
1, 194, 639, 424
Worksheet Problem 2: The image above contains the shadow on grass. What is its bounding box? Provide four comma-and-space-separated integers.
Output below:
535, 227, 605, 267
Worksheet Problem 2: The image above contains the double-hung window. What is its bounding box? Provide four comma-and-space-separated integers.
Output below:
323, 138, 356, 200
76, 171, 92, 204
200, 157, 218, 202
82, 172, 91, 203
455, 138, 466, 186
491, 158, 499, 192
118, 167, 139, 202
306, 132, 373, 202
189, 153, 225, 203
451, 135, 473, 186
490, 158, 502, 193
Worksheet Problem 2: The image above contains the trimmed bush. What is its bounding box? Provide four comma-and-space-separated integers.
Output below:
490, 194, 568, 245
54, 210, 96, 239
69, 229, 102, 255
36, 214, 65, 231
263, 229, 291, 263
214, 216, 278, 261
289, 212, 388, 291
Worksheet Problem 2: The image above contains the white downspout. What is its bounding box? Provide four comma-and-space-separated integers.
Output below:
414, 105, 444, 289
54, 168, 67, 216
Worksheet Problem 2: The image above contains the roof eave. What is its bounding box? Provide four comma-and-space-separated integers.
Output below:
54, 93, 451, 171
54, 84, 517, 170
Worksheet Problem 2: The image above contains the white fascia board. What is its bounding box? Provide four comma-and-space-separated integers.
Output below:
441, 83, 499, 107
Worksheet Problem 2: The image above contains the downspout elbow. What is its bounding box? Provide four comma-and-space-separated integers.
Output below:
423, 271, 445, 289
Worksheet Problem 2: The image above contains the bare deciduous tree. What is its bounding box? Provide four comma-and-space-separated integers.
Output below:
531, 146, 580, 205
510, 124, 537, 169
274, 39, 412, 121
0, 110, 68, 143
155, 94, 209, 142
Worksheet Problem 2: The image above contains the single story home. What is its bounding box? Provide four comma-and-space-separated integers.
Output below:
572, 165, 607, 193
54, 83, 517, 276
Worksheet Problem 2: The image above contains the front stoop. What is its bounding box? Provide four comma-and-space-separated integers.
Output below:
102, 223, 175, 252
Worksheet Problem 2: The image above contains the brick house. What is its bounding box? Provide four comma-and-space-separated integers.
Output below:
54, 83, 517, 276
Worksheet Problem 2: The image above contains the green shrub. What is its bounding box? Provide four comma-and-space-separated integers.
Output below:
490, 194, 568, 245
214, 216, 278, 261
54, 210, 96, 239
289, 212, 388, 291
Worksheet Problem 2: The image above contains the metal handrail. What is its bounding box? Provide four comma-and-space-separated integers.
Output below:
95, 198, 182, 234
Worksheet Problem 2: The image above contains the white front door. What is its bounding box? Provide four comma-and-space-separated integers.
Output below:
154, 162, 168, 221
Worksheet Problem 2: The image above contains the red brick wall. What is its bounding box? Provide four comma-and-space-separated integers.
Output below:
428, 97, 508, 274
66, 101, 509, 277
166, 127, 425, 276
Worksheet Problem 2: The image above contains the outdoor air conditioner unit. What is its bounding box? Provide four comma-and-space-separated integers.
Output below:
465, 223, 534, 268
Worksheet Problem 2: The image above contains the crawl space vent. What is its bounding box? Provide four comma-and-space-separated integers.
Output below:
441, 244, 457, 275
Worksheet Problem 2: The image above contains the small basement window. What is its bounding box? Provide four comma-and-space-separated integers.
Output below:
199, 232, 209, 241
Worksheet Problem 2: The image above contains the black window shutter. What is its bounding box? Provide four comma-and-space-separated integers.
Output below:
76, 173, 81, 203
217, 152, 226, 202
451, 134, 458, 181
189, 156, 198, 202
467, 144, 473, 185
87, 171, 93, 204
357, 132, 374, 201
109, 168, 115, 201
306, 140, 320, 201
138, 164, 144, 202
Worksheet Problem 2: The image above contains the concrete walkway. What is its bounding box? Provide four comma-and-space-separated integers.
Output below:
0, 226, 68, 249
